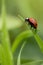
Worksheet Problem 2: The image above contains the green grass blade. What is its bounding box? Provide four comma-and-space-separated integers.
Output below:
33, 33, 43, 52
1, 0, 14, 65
1, 21, 14, 65
0, 44, 8, 65
21, 60, 43, 65
21, 59, 34, 64
0, 44, 2, 65
17, 41, 26, 65
12, 30, 33, 53
1, 0, 6, 21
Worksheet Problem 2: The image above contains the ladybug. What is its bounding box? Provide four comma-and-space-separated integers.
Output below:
25, 18, 37, 29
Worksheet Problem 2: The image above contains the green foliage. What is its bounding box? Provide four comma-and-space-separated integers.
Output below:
14, 30, 43, 65
0, 0, 43, 65
12, 30, 33, 53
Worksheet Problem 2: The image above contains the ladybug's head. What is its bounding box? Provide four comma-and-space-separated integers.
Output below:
25, 18, 29, 22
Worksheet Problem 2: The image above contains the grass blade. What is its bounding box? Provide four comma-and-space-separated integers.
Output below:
21, 60, 43, 65
17, 41, 26, 65
12, 30, 33, 53
0, 44, 8, 65
0, 44, 2, 65
33, 32, 43, 52
1, 0, 14, 65
1, 20, 14, 65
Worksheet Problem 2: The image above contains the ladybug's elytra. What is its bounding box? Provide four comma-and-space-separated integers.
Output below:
25, 18, 37, 29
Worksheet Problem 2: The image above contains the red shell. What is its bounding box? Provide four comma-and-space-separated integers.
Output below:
29, 18, 37, 28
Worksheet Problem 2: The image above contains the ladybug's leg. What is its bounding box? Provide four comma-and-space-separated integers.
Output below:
31, 24, 33, 28
29, 25, 33, 30
26, 21, 29, 25
31, 23, 34, 29
35, 29, 37, 33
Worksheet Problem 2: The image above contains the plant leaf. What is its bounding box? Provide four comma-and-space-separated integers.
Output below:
1, 0, 14, 65
1, 19, 14, 65
17, 41, 26, 65
33, 32, 43, 52
21, 60, 43, 65
0, 44, 8, 65
12, 30, 33, 53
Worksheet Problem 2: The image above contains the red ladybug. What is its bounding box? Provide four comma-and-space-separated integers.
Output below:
25, 18, 37, 29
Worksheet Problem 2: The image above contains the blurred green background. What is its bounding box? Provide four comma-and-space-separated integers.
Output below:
0, 0, 43, 65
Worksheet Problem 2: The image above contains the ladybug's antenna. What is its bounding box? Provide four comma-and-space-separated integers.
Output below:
17, 15, 30, 29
